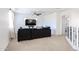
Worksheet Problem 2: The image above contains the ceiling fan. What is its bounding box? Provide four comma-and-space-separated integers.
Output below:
33, 12, 42, 16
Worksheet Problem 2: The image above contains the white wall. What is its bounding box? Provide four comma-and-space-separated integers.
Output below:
14, 12, 57, 35
14, 13, 44, 33
43, 12, 63, 35
70, 9, 79, 27
0, 8, 9, 50
15, 11, 65, 35
56, 12, 62, 35
42, 12, 57, 35
43, 12, 66, 35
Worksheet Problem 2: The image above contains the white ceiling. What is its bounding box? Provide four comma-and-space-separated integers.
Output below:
12, 8, 67, 15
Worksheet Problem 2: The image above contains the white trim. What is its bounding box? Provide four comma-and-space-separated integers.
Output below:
4, 39, 10, 51
1, 32, 10, 51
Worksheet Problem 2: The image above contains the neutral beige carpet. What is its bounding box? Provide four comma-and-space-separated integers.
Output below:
5, 35, 74, 51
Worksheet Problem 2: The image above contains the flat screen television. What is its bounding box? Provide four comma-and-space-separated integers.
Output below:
25, 19, 36, 26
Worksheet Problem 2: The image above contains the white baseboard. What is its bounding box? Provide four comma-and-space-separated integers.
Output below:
4, 40, 9, 51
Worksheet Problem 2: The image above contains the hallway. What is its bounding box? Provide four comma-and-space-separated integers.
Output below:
6, 35, 74, 51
